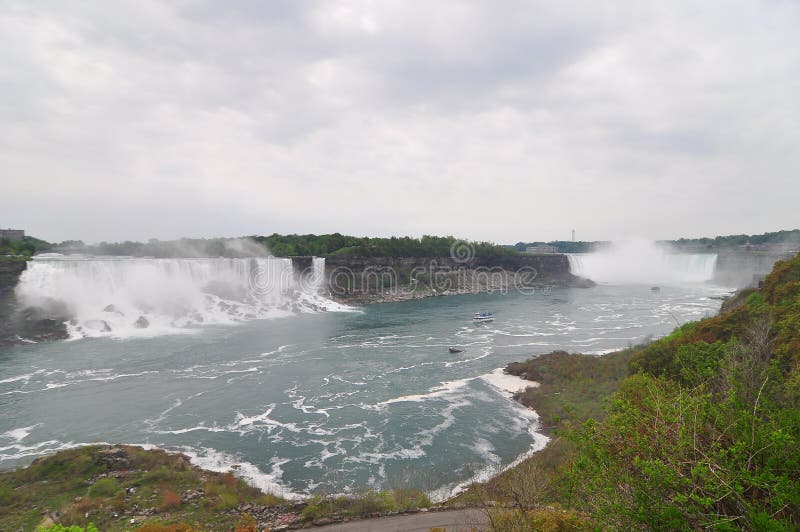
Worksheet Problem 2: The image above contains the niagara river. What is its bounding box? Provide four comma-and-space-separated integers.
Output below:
0, 252, 728, 500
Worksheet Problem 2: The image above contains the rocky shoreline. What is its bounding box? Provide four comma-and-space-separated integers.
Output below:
323, 255, 593, 305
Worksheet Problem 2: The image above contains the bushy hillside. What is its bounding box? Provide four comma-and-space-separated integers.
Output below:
567, 253, 800, 529
474, 253, 800, 530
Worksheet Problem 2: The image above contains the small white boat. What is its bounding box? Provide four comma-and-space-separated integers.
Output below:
473, 312, 494, 322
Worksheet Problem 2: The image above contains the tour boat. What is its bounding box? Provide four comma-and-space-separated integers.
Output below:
473, 312, 494, 322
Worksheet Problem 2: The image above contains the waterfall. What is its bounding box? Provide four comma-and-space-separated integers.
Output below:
567, 240, 718, 285
309, 257, 326, 293
16, 255, 342, 338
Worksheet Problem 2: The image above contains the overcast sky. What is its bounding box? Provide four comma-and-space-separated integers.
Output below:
2, 1, 798, 244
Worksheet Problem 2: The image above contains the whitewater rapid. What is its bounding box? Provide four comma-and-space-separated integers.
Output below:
15, 256, 348, 338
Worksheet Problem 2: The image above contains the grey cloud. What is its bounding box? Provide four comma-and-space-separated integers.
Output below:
1, 1, 799, 243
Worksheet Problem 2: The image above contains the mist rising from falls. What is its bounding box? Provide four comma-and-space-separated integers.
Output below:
567, 240, 718, 285
16, 256, 343, 339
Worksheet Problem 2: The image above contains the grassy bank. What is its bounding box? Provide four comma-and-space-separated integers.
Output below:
0, 445, 436, 531
507, 348, 635, 432
0, 445, 292, 531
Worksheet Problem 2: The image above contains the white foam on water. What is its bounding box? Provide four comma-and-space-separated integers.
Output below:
429, 402, 550, 502
0, 368, 164, 397
1, 424, 41, 443
369, 377, 474, 408
583, 348, 620, 355
178, 446, 301, 499
471, 438, 501, 465
480, 367, 538, 396
443, 353, 489, 367
232, 406, 348, 437
0, 370, 46, 385
349, 397, 473, 467
0, 439, 102, 461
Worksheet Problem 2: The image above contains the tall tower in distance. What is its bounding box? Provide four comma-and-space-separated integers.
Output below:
571, 229, 575, 242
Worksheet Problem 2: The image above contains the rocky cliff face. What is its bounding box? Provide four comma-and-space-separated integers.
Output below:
0, 261, 67, 346
715, 250, 797, 287
321, 254, 592, 304
0, 260, 26, 293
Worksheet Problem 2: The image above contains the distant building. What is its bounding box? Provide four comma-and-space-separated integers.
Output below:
0, 229, 24, 241
525, 245, 557, 254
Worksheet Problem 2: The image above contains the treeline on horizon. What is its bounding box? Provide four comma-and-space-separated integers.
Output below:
0, 235, 52, 260
3, 228, 798, 259
8, 234, 519, 259
513, 228, 800, 254
670, 228, 800, 248
510, 240, 600, 253
251, 234, 520, 258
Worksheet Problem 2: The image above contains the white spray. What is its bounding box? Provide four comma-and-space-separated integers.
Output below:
567, 239, 717, 285
15, 255, 345, 339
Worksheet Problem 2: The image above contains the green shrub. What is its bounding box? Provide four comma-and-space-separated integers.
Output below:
0, 484, 15, 505
259, 492, 285, 506
299, 495, 330, 521
393, 488, 431, 510
745, 291, 768, 311
39, 524, 99, 532
347, 490, 397, 515
564, 366, 800, 529
214, 491, 240, 511
139, 466, 178, 485
488, 508, 590, 531
87, 477, 120, 498
674, 340, 730, 385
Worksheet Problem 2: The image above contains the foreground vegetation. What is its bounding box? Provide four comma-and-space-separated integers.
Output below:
465, 252, 800, 530
0, 445, 292, 531
0, 445, 436, 531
